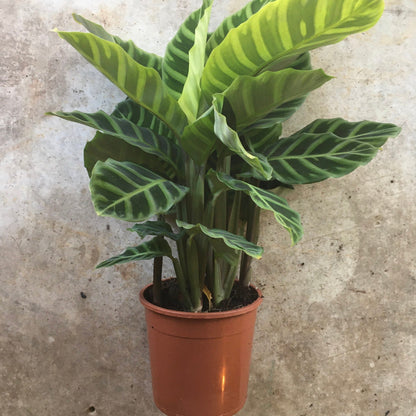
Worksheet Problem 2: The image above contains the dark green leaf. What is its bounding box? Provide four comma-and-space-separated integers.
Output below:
129, 221, 184, 241
96, 237, 172, 268
90, 159, 188, 222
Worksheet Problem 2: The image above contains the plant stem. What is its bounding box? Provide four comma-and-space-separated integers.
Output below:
152, 214, 165, 306
152, 255, 163, 306
239, 202, 260, 287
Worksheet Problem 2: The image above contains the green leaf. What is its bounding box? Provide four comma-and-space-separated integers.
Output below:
265, 119, 401, 185
96, 237, 172, 268
90, 159, 188, 222
83, 132, 175, 179
294, 118, 402, 147
223, 68, 332, 131
112, 98, 175, 139
214, 172, 303, 244
243, 123, 282, 154
201, 0, 384, 96
54, 30, 187, 137
181, 107, 217, 164
177, 220, 263, 259
162, 0, 212, 109
49, 110, 183, 173
177, 0, 213, 122
128, 221, 184, 241
73, 14, 163, 73
206, 0, 273, 57
213, 95, 273, 180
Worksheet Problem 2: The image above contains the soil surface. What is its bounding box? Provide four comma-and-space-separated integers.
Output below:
144, 279, 260, 312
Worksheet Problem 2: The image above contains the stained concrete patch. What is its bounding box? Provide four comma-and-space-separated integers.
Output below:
1, 0, 415, 415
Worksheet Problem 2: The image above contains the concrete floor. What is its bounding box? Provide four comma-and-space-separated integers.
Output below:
1, 0, 415, 415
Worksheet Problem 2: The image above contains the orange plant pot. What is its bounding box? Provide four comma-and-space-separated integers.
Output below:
139, 283, 263, 416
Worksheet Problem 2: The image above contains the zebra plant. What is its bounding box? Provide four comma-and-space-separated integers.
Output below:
50, 0, 400, 312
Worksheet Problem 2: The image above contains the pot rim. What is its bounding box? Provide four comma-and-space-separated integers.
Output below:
139, 281, 263, 320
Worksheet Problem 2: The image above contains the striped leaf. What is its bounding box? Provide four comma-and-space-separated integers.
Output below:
49, 110, 183, 172
223, 68, 332, 131
90, 159, 188, 222
213, 95, 273, 180
294, 118, 402, 147
84, 132, 175, 179
73, 14, 163, 74
54, 30, 187, 137
181, 107, 217, 164
162, 0, 212, 112
128, 221, 184, 241
206, 0, 273, 58
112, 98, 175, 139
96, 237, 172, 268
178, 0, 213, 122
214, 172, 303, 244
177, 220, 263, 259
201, 0, 384, 96
265, 119, 401, 185
243, 123, 282, 154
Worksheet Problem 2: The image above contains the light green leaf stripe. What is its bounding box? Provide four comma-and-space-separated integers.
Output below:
265, 118, 401, 185
214, 172, 303, 244
96, 237, 172, 268
73, 14, 163, 74
49, 110, 183, 172
90, 159, 188, 222
54, 31, 187, 137
178, 0, 213, 122
206, 0, 273, 57
201, 0, 384, 96
213, 95, 273, 180
177, 220, 263, 259
112, 98, 175, 140
223, 68, 332, 130
83, 132, 175, 179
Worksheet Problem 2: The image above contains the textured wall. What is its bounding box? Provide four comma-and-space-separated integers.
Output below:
1, 0, 415, 415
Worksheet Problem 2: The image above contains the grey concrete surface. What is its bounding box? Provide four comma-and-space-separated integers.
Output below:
0, 0, 415, 415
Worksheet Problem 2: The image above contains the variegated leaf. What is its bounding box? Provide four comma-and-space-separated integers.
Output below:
112, 98, 175, 140
201, 0, 384, 96
178, 0, 213, 122
128, 221, 184, 241
265, 119, 401, 185
294, 118, 402, 147
206, 0, 273, 58
49, 110, 183, 172
54, 31, 187, 137
223, 68, 332, 131
243, 123, 282, 154
162, 0, 212, 111
214, 172, 303, 244
90, 159, 188, 222
181, 107, 217, 164
177, 220, 263, 259
73, 14, 163, 73
83, 132, 175, 179
213, 95, 273, 180
96, 237, 172, 268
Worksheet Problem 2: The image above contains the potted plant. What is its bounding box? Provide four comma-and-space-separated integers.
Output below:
49, 0, 400, 414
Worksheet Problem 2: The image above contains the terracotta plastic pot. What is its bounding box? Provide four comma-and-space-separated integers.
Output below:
139, 283, 263, 416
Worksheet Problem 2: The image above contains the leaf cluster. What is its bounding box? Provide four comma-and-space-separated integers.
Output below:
49, 0, 400, 311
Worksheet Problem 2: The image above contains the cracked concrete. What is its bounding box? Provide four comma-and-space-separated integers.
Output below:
1, 0, 415, 415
